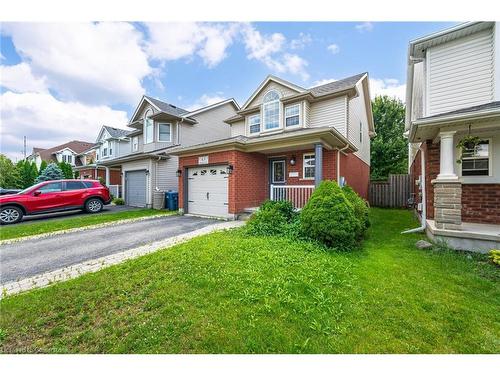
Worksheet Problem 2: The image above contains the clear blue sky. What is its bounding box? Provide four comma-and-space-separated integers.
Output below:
0, 22, 454, 160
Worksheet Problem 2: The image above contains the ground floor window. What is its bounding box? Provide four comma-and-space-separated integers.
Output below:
461, 139, 490, 176
303, 154, 315, 179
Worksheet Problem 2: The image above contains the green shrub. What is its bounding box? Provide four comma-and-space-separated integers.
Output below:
300, 180, 358, 250
113, 197, 125, 205
259, 199, 296, 221
246, 208, 288, 237
489, 249, 500, 267
342, 185, 370, 237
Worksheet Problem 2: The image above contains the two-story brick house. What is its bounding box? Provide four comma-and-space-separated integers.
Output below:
99, 96, 239, 208
27, 140, 94, 171
172, 73, 374, 219
406, 22, 500, 252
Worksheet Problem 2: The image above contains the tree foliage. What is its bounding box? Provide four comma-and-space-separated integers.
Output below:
370, 96, 408, 180
58, 161, 74, 179
35, 163, 64, 183
16, 160, 39, 189
39, 160, 48, 174
0, 154, 22, 188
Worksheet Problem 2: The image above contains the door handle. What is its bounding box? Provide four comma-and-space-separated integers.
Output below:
206, 192, 209, 200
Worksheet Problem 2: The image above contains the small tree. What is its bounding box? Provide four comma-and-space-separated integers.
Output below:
16, 160, 39, 189
39, 160, 48, 174
58, 161, 74, 179
0, 154, 22, 188
35, 163, 64, 183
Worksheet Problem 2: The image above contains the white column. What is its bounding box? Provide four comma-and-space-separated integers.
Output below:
105, 166, 110, 185
437, 131, 458, 181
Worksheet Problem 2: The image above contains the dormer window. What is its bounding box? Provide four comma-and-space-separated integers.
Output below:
285, 104, 300, 127
144, 109, 154, 144
263, 90, 280, 130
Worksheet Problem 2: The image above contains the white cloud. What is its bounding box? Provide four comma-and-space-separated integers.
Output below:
0, 91, 129, 160
327, 44, 340, 54
2, 22, 151, 106
0, 63, 48, 93
355, 22, 374, 33
290, 33, 312, 50
310, 78, 337, 87
369, 78, 406, 102
241, 24, 309, 81
146, 23, 238, 68
186, 93, 227, 111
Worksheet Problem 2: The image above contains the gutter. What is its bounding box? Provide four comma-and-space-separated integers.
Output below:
402, 144, 426, 234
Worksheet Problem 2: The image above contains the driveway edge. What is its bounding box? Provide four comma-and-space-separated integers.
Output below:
1, 220, 244, 298
0, 213, 174, 246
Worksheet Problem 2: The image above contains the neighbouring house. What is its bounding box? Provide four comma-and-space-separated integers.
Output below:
99, 96, 239, 208
26, 140, 94, 171
172, 73, 374, 219
74, 126, 132, 196
406, 22, 500, 252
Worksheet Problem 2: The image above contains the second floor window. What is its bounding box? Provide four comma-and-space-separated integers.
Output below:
461, 140, 489, 176
102, 148, 107, 157
285, 104, 300, 127
158, 123, 171, 142
263, 90, 280, 130
132, 137, 138, 151
62, 154, 73, 164
144, 109, 154, 144
248, 114, 260, 134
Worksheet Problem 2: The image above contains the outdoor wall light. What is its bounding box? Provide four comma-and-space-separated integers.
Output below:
145, 169, 150, 176
290, 155, 296, 166
176, 169, 182, 177
226, 165, 234, 175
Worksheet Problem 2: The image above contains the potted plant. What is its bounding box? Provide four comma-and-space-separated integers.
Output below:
456, 135, 481, 164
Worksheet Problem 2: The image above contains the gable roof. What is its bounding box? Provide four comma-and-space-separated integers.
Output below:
102, 125, 132, 139
184, 98, 240, 117
32, 140, 95, 163
308, 72, 367, 97
144, 96, 189, 117
240, 75, 306, 110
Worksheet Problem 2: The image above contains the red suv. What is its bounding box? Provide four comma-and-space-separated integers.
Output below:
0, 179, 112, 225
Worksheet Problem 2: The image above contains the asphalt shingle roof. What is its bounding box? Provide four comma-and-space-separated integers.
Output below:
421, 101, 500, 120
145, 96, 189, 117
103, 126, 133, 138
308, 72, 366, 96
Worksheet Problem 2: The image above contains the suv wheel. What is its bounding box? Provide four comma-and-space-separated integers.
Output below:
85, 198, 103, 213
0, 206, 23, 225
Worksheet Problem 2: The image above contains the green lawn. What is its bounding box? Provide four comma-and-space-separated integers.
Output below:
0, 208, 174, 241
0, 208, 498, 353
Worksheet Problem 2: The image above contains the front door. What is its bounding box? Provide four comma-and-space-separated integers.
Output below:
270, 159, 286, 185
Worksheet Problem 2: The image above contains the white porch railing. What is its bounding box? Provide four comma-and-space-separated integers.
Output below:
270, 184, 315, 209
108, 184, 122, 198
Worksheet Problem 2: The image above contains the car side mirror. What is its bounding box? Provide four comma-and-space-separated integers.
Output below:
33, 190, 42, 196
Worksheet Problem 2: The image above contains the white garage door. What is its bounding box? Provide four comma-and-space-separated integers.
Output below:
125, 170, 147, 207
187, 165, 229, 217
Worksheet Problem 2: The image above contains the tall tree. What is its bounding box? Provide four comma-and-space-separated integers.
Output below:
58, 161, 74, 179
36, 163, 64, 183
370, 96, 408, 180
0, 154, 22, 188
39, 160, 48, 174
16, 160, 39, 188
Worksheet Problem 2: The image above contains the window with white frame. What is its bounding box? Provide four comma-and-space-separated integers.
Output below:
144, 109, 154, 144
248, 114, 260, 134
263, 90, 280, 130
461, 140, 490, 176
102, 142, 108, 157
303, 154, 315, 179
158, 123, 171, 142
132, 136, 138, 152
285, 104, 300, 127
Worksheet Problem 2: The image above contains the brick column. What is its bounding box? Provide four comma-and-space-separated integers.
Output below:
432, 180, 462, 230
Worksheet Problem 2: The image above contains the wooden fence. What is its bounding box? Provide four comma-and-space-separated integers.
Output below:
369, 174, 412, 208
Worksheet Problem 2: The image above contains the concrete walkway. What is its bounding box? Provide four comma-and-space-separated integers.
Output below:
0, 215, 218, 284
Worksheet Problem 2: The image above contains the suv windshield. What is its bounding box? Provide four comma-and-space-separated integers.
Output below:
18, 182, 45, 194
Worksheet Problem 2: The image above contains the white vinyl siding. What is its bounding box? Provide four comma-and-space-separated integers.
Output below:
230, 120, 246, 137
309, 96, 347, 135
348, 80, 371, 165
154, 156, 178, 192
246, 81, 300, 109
427, 30, 494, 116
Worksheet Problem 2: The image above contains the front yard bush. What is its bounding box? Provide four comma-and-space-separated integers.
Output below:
300, 180, 358, 250
245, 200, 298, 237
489, 250, 500, 266
113, 197, 125, 205
342, 185, 370, 237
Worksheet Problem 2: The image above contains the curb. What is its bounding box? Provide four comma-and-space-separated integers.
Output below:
1, 221, 244, 298
0, 213, 174, 246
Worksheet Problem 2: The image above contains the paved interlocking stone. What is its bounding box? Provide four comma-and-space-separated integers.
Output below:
1, 220, 243, 297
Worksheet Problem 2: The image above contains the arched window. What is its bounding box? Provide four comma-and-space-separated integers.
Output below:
144, 108, 154, 144
262, 90, 280, 130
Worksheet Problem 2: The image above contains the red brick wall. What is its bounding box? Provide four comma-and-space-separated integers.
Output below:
462, 184, 500, 224
339, 153, 370, 200
78, 168, 121, 185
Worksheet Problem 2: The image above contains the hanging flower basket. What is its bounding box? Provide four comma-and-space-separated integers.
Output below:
456, 135, 481, 164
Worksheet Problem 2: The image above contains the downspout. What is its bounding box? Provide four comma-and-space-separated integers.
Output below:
336, 144, 349, 184
401, 145, 426, 233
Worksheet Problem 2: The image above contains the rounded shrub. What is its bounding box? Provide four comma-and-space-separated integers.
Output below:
259, 199, 296, 221
113, 197, 125, 205
300, 180, 358, 250
342, 185, 370, 237
245, 200, 297, 237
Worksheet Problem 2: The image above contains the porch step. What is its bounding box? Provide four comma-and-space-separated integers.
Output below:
237, 207, 259, 221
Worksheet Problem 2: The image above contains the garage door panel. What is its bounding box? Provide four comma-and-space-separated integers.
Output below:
125, 170, 147, 208
187, 165, 228, 217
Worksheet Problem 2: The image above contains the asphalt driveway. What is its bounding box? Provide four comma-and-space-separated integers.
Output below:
0, 215, 218, 283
